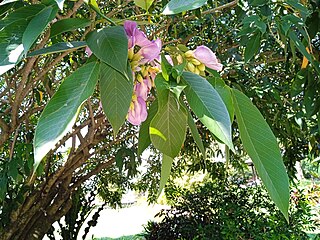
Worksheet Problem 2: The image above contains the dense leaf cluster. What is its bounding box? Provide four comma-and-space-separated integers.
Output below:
144, 180, 316, 240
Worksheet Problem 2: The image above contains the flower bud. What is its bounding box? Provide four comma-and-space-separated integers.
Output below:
128, 47, 134, 60
198, 63, 206, 72
141, 66, 148, 77
176, 55, 183, 64
187, 62, 195, 72
132, 53, 142, 61
137, 74, 144, 83
191, 58, 201, 66
194, 67, 200, 75
185, 50, 194, 58
132, 94, 137, 102
130, 60, 139, 70
129, 101, 135, 110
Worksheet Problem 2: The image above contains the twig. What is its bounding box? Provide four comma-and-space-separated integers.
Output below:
9, 123, 21, 161
202, 0, 239, 15
71, 158, 115, 190
58, 0, 85, 20
87, 99, 96, 142
184, 0, 239, 21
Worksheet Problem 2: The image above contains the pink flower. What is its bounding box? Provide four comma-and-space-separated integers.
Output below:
193, 45, 223, 71
134, 79, 151, 101
124, 21, 150, 48
85, 46, 92, 57
138, 41, 161, 63
127, 96, 148, 125
124, 20, 162, 63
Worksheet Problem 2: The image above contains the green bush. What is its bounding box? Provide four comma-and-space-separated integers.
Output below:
144, 180, 317, 240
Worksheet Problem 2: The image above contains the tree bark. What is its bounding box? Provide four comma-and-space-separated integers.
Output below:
0, 129, 118, 240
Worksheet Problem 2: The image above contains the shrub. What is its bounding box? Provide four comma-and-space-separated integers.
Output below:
144, 180, 317, 240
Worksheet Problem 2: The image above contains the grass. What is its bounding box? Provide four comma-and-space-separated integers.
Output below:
94, 235, 144, 240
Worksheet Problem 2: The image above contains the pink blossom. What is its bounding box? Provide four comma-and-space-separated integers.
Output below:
134, 79, 150, 101
124, 21, 150, 48
154, 38, 162, 52
124, 20, 162, 63
127, 97, 148, 125
138, 41, 161, 63
193, 45, 223, 71
85, 46, 92, 57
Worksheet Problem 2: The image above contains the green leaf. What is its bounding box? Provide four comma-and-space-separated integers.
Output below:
249, 0, 266, 6
158, 154, 174, 196
290, 69, 306, 97
50, 18, 91, 38
86, 26, 128, 76
242, 15, 266, 34
255, 20, 267, 34
115, 147, 135, 172
27, 41, 86, 57
304, 81, 317, 117
286, 0, 309, 18
34, 62, 99, 170
8, 159, 19, 180
288, 31, 320, 74
306, 12, 320, 39
0, 0, 19, 6
134, 0, 154, 11
154, 74, 170, 108
138, 100, 158, 155
0, 3, 15, 17
232, 89, 289, 221
161, 53, 172, 81
0, 4, 45, 29
87, 0, 100, 13
244, 32, 261, 62
288, 31, 311, 62
207, 77, 234, 121
22, 6, 53, 54
0, 175, 8, 200
169, 82, 186, 99
187, 111, 205, 156
0, 5, 46, 75
150, 92, 187, 158
0, 43, 24, 75
99, 62, 133, 135
242, 15, 260, 25
162, 0, 207, 15
182, 71, 234, 151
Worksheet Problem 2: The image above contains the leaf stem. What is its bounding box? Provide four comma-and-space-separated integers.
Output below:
89, 4, 117, 26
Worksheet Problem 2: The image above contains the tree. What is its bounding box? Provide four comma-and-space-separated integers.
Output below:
0, 0, 319, 239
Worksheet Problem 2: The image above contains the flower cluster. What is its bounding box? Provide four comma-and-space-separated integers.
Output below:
88, 21, 222, 127
124, 21, 161, 125
176, 45, 223, 76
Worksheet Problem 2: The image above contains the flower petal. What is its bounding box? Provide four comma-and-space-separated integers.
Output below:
138, 42, 161, 63
135, 79, 149, 101
164, 55, 173, 65
85, 46, 92, 57
124, 21, 138, 48
127, 97, 148, 125
124, 20, 137, 36
134, 29, 151, 47
194, 45, 223, 71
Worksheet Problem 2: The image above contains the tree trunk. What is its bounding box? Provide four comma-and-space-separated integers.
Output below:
1, 177, 73, 240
